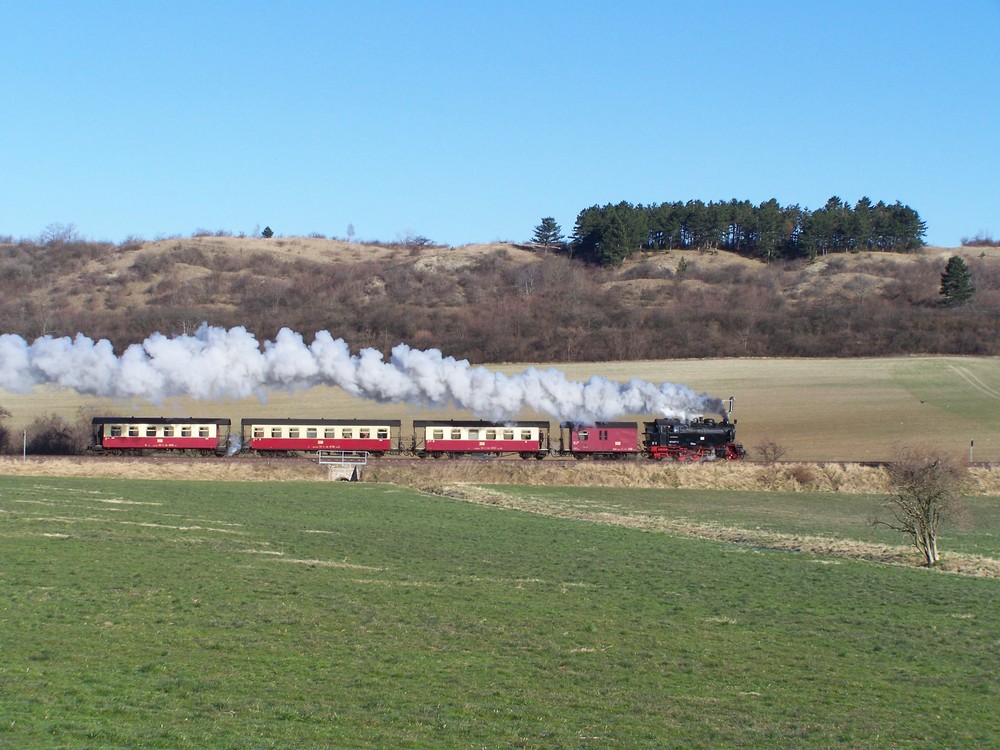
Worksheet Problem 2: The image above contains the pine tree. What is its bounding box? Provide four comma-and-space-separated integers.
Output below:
532, 217, 563, 249
940, 255, 975, 306
599, 214, 631, 267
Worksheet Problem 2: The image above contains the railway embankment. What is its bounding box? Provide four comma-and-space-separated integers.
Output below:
3, 454, 1000, 495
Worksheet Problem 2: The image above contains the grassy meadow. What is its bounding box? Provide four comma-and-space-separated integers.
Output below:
2, 476, 999, 748
2, 354, 999, 462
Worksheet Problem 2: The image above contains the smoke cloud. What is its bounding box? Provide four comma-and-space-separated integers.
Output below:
0, 325, 723, 424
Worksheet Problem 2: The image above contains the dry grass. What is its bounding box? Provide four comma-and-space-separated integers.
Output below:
111, 236, 538, 296
8, 455, 998, 496
0, 455, 328, 482
364, 460, 1000, 495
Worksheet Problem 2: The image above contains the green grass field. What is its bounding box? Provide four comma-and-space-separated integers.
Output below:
2, 477, 999, 748
493, 484, 1000, 561
2, 355, 998, 462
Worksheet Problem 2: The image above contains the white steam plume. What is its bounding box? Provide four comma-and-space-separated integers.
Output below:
0, 324, 724, 424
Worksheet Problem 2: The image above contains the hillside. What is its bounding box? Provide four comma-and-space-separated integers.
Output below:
1, 234, 998, 361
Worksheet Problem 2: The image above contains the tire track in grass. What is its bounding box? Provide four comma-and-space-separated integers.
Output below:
435, 484, 1000, 578
948, 364, 1000, 400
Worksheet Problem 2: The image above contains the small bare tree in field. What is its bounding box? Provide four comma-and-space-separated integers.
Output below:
872, 445, 967, 566
754, 438, 788, 464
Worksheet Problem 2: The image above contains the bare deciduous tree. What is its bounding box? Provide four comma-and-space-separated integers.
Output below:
754, 438, 788, 464
40, 222, 80, 246
872, 445, 967, 566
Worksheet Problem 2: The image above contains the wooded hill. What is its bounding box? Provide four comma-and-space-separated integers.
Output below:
1, 233, 998, 362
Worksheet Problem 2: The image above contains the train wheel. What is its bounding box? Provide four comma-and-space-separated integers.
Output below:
574, 453, 587, 460
535, 453, 546, 460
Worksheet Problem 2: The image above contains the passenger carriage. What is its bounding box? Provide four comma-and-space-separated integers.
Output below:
240, 418, 401, 455
413, 420, 549, 459
90, 417, 232, 456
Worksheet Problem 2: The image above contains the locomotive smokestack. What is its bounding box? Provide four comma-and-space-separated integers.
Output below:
0, 325, 726, 425
719, 396, 735, 423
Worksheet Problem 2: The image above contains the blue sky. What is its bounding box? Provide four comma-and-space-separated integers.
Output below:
2, 1, 998, 248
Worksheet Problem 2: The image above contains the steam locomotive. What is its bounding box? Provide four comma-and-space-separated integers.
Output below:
89, 414, 745, 462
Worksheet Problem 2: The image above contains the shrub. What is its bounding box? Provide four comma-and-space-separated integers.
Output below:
25, 414, 85, 455
784, 464, 817, 486
961, 232, 999, 247
872, 445, 968, 566
0, 405, 11, 454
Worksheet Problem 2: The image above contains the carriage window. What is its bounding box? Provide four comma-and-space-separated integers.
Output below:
199, 426, 211, 438
432, 429, 444, 440
289, 427, 300, 439
342, 428, 354, 439
468, 429, 479, 440
110, 425, 122, 437
359, 428, 370, 439
323, 427, 336, 438
520, 429, 532, 440
129, 425, 139, 437
377, 428, 388, 439
451, 428, 462, 440
253, 426, 264, 438
163, 426, 174, 437
503, 429, 514, 440
306, 427, 317, 438
485, 429, 496, 440
270, 427, 282, 438
146, 426, 157, 437
182, 425, 193, 437
578, 430, 589, 441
